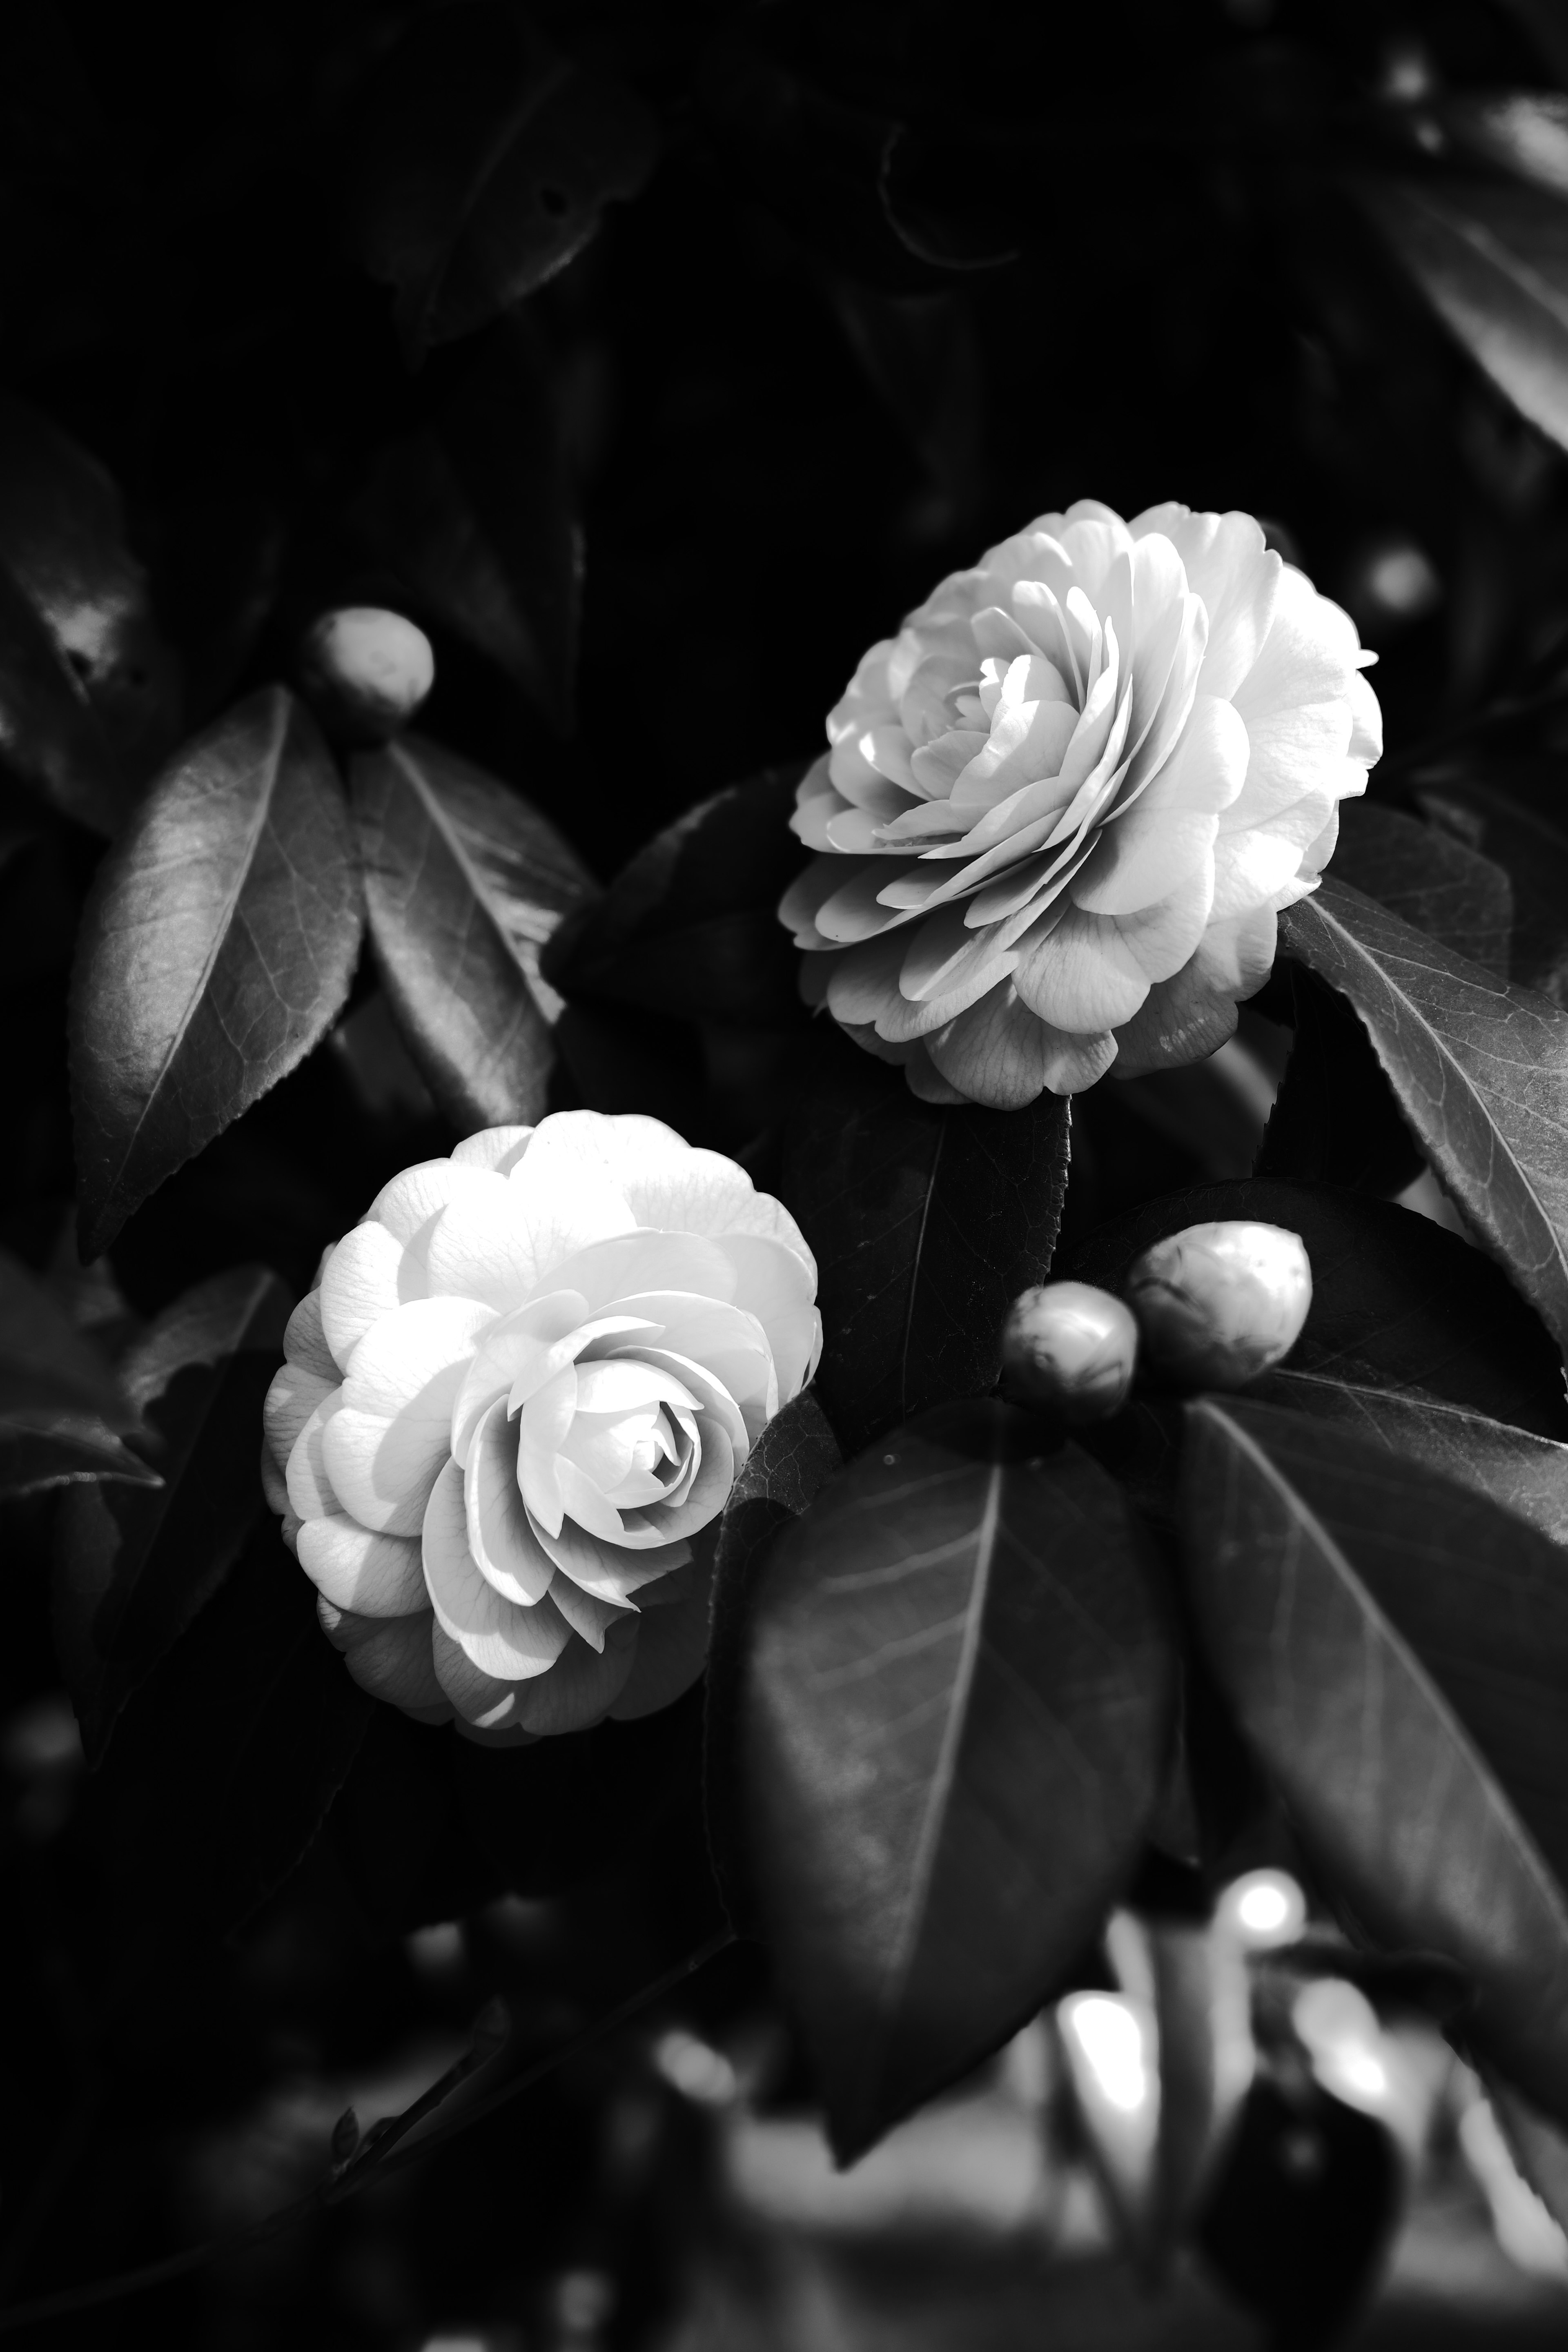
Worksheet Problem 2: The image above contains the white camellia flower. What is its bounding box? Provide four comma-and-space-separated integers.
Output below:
261, 1114, 820, 1744
782, 500, 1382, 1108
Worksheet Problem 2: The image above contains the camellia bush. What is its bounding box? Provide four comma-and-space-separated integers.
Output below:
15, 0, 1568, 2343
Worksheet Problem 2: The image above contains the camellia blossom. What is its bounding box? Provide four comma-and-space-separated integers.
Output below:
261, 1114, 820, 1744
782, 500, 1382, 1107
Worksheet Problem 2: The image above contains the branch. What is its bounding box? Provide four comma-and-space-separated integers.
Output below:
0, 1926, 735, 2337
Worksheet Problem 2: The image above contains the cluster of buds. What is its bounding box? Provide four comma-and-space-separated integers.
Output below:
1000, 1222, 1312, 1424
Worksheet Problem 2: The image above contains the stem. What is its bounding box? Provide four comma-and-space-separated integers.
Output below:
0, 1926, 735, 2338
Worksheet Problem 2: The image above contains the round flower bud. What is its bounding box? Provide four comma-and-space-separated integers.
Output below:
261, 1113, 822, 1744
782, 499, 1381, 1108
298, 606, 434, 742
1127, 1221, 1311, 1388
1000, 1281, 1138, 1423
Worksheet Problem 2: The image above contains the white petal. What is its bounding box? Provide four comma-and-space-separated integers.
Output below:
927, 982, 1117, 1106
321, 1406, 444, 1538
320, 1221, 426, 1365
264, 1361, 337, 1477
450, 1290, 596, 1461
343, 1296, 497, 1417
422, 1458, 572, 1679
287, 1398, 343, 1521
283, 1288, 341, 1381
464, 1398, 555, 1604
451, 1125, 534, 1172
545, 1573, 635, 1652
298, 1514, 427, 1615
320, 1602, 451, 1721
430, 1622, 535, 1730
514, 1622, 638, 1734
712, 1235, 820, 1404
365, 1158, 467, 1245
530, 1506, 686, 1602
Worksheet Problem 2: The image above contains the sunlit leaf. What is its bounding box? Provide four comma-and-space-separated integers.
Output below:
353, 731, 597, 1131
1182, 1397, 1568, 2120
1281, 875, 1568, 1365
69, 687, 361, 1257
53, 1265, 291, 1763
782, 1040, 1071, 1458
747, 1401, 1172, 2160
348, 4, 658, 354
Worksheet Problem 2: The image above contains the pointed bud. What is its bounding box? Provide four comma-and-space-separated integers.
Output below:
298, 606, 434, 744
1000, 1282, 1138, 1423
1126, 1222, 1311, 1388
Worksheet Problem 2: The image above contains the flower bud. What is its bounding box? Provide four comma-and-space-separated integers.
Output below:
298, 606, 434, 742
1000, 1281, 1138, 1423
1127, 1221, 1311, 1388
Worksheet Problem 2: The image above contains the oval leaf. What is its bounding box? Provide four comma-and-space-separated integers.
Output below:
782, 1039, 1071, 1458
1280, 874, 1568, 1365
1332, 800, 1513, 977
0, 1247, 153, 1496
69, 686, 361, 1258
349, 5, 658, 354
1363, 175, 1568, 453
1067, 1176, 1568, 1439
1181, 1396, 1568, 2120
1400, 708, 1568, 997
746, 1400, 1173, 2160
353, 731, 597, 1131
545, 766, 809, 1027
53, 1264, 291, 1762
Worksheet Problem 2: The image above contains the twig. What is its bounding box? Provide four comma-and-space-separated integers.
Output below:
0, 1925, 735, 2338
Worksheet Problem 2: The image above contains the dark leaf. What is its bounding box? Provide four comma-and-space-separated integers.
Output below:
1257, 962, 1423, 1195
1280, 875, 1568, 1365
1252, 1369, 1568, 1551
1493, 5, 1568, 85
455, 1682, 705, 1900
746, 1400, 1173, 2160
69, 687, 362, 1258
53, 1265, 291, 1763
1066, 1176, 1568, 1440
353, 731, 597, 1131
704, 1390, 843, 1933
0, 396, 180, 833
1399, 708, 1568, 998
0, 1247, 153, 1497
543, 766, 808, 1027
782, 1040, 1071, 1459
355, 323, 582, 732
1361, 176, 1568, 454
98, 1512, 372, 1933
348, 5, 658, 354
1332, 800, 1513, 976
826, 283, 985, 508
330, 1709, 502, 1935
1181, 1397, 1568, 2120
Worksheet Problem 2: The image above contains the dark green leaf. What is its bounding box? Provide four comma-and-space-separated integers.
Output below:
1252, 1370, 1568, 1551
544, 766, 808, 1027
1400, 708, 1568, 997
354, 325, 582, 732
705, 1390, 843, 1933
827, 284, 985, 505
98, 1513, 372, 1933
782, 1040, 1071, 1458
348, 5, 658, 354
353, 731, 597, 1130
1257, 962, 1422, 1194
0, 1247, 153, 1497
1066, 1176, 1568, 1440
1332, 800, 1513, 976
746, 1401, 1173, 2160
69, 686, 361, 1258
0, 396, 180, 833
1280, 875, 1568, 1365
1362, 176, 1568, 453
1181, 1397, 1568, 2119
53, 1265, 291, 1763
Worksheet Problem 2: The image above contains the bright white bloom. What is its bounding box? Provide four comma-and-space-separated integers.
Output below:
782, 501, 1381, 1107
261, 1114, 820, 1743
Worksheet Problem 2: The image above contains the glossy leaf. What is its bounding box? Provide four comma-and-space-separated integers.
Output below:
704, 1390, 843, 1931
0, 396, 180, 833
1281, 875, 1568, 1365
98, 1513, 372, 1932
1401, 709, 1568, 996
1067, 1176, 1568, 1440
1181, 1398, 1568, 2119
746, 1401, 1173, 2160
69, 687, 361, 1258
355, 325, 582, 733
544, 766, 808, 1027
1331, 800, 1512, 976
349, 5, 658, 353
1363, 176, 1568, 454
0, 1247, 153, 1497
782, 1039, 1071, 1458
353, 732, 597, 1131
53, 1265, 291, 1763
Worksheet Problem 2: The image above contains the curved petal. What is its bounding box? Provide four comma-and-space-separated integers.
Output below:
464, 1398, 555, 1604
287, 1397, 343, 1521
430, 1621, 536, 1732
283, 1288, 341, 1381
320, 1220, 425, 1365
608, 1554, 717, 1720
260, 1440, 290, 1517
528, 1503, 687, 1602
365, 1157, 470, 1245
450, 1290, 595, 1462
927, 982, 1116, 1106
298, 1513, 426, 1616
321, 1406, 443, 1538
422, 1458, 572, 1679
515, 1622, 638, 1735
264, 1362, 337, 1477
547, 1574, 636, 1652
451, 1125, 533, 1173
320, 1602, 451, 1721
713, 1234, 819, 1404
1111, 904, 1278, 1078
343, 1296, 497, 1414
